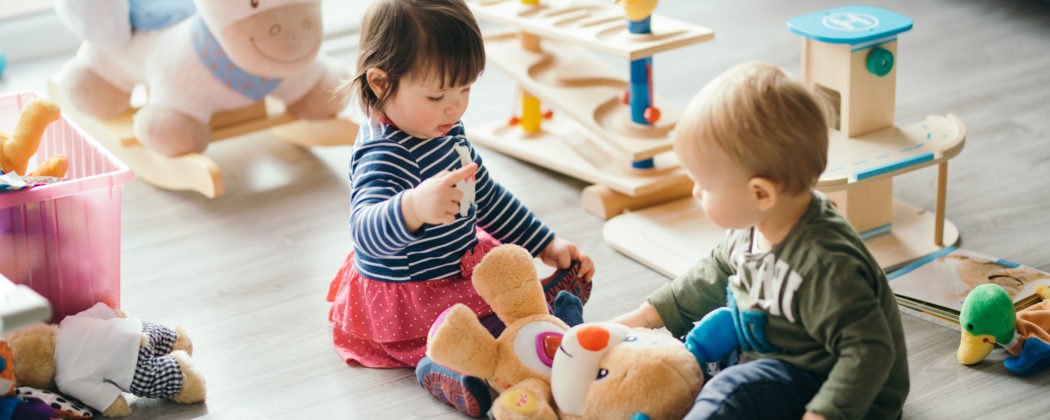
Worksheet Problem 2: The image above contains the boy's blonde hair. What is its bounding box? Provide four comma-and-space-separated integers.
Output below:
677, 62, 829, 195
345, 0, 485, 117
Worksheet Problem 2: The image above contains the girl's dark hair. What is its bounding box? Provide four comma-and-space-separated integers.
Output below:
350, 0, 485, 117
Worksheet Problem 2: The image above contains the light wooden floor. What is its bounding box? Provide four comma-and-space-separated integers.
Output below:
3, 0, 1050, 418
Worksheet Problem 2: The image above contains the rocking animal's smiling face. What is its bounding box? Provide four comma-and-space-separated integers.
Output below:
219, 3, 323, 79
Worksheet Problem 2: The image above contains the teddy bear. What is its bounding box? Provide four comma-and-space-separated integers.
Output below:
53, 0, 349, 157
0, 97, 68, 179
2, 337, 58, 420
2, 302, 205, 417
427, 244, 704, 420
550, 322, 703, 420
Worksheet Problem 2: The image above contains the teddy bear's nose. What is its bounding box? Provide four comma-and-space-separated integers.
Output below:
577, 325, 611, 351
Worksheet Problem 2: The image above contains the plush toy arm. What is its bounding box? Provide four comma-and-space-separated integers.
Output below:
492, 377, 557, 420
54, 0, 132, 48
684, 307, 738, 366
27, 155, 68, 178
426, 304, 500, 380
283, 58, 350, 119
1002, 337, 1050, 375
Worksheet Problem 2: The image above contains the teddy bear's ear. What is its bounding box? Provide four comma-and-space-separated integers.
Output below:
4, 323, 58, 390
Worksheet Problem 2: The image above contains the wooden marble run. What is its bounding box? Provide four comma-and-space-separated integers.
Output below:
465, 0, 713, 217
604, 6, 967, 273
46, 81, 357, 198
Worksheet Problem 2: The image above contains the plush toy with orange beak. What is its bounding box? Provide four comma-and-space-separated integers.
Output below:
958, 283, 1050, 375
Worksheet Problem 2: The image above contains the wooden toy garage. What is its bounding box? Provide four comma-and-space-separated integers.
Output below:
603, 6, 967, 276
465, 0, 713, 219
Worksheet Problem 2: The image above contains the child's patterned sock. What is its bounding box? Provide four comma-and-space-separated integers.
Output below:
552, 290, 584, 327
415, 356, 492, 418
541, 260, 591, 305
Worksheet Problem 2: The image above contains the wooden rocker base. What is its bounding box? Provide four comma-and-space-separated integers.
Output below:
48, 81, 357, 198
604, 196, 960, 279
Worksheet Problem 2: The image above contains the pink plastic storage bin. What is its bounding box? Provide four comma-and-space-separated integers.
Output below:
1, 91, 134, 321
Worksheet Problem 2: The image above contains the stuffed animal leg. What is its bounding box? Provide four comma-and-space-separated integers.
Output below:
426, 304, 501, 380
56, 59, 132, 120
493, 377, 557, 420
0, 98, 67, 177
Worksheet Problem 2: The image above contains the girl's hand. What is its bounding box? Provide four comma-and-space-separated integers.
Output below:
538, 237, 595, 281
402, 163, 477, 232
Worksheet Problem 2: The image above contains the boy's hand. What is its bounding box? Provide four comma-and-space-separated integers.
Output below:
612, 301, 664, 329
802, 411, 826, 420
402, 163, 477, 232
538, 237, 594, 281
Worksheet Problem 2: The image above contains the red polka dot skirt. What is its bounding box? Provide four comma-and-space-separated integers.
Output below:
327, 232, 500, 368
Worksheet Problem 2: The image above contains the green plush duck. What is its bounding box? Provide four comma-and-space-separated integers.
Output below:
958, 284, 1050, 375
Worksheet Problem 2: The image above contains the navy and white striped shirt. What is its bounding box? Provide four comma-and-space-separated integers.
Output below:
349, 118, 554, 282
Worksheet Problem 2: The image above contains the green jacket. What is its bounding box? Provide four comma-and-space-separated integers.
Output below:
649, 191, 908, 420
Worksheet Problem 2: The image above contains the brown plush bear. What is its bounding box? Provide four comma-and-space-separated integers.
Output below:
427, 244, 704, 420
2, 303, 205, 417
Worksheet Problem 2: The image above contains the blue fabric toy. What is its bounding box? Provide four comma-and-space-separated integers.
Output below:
129, 0, 197, 32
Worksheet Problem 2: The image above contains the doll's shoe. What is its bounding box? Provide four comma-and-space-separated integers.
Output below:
541, 261, 589, 305
172, 350, 206, 404
174, 326, 193, 356
416, 357, 491, 418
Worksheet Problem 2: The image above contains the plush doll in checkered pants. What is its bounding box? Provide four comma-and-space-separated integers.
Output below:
2, 303, 205, 417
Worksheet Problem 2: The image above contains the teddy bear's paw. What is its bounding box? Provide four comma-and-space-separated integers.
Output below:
493, 388, 557, 420
174, 326, 193, 356
171, 350, 206, 404
286, 82, 343, 120
102, 394, 132, 417
134, 106, 211, 156
57, 60, 130, 119
286, 61, 350, 119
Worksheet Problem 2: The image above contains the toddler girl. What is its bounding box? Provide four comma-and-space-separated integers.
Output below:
326, 0, 594, 416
